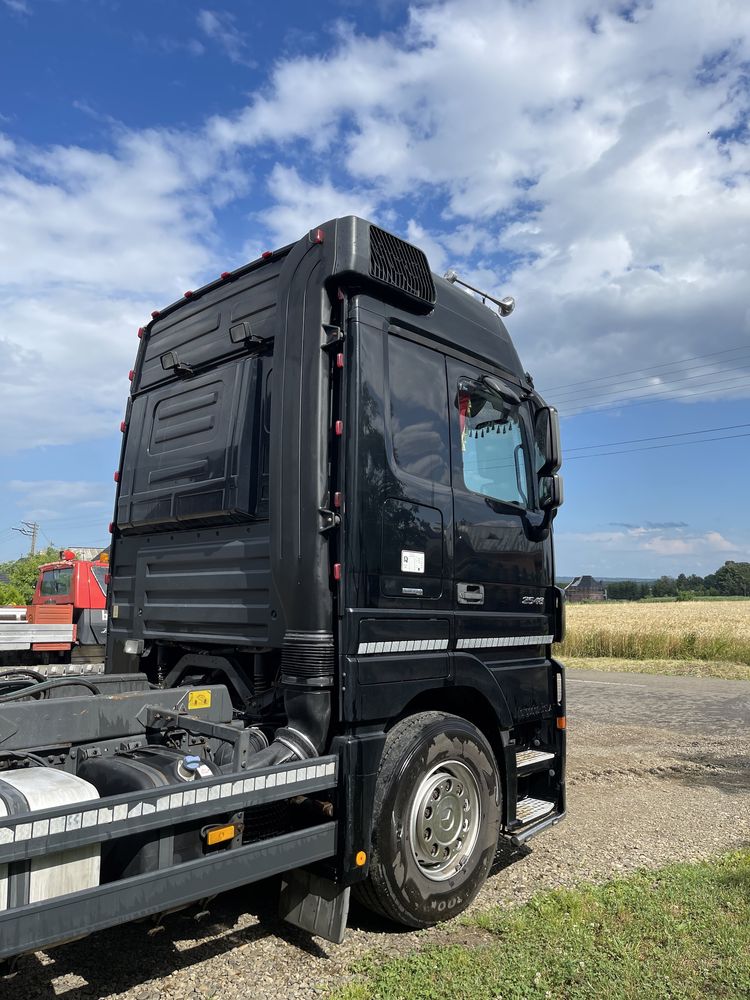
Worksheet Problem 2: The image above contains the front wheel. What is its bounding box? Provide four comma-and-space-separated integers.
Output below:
356, 711, 502, 927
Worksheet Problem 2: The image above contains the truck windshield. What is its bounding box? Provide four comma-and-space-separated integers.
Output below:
40, 567, 73, 597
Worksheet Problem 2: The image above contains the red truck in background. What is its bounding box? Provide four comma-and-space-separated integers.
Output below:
0, 551, 108, 674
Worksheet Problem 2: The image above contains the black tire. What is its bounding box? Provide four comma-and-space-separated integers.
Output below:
355, 711, 501, 927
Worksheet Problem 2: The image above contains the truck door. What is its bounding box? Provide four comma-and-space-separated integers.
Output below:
347, 322, 454, 669
379, 333, 453, 613
446, 359, 553, 652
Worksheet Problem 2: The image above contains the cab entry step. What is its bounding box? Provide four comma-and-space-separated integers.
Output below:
516, 796, 555, 826
516, 750, 555, 770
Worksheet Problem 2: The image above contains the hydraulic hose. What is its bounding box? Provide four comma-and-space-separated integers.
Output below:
0, 677, 102, 702
0, 668, 47, 683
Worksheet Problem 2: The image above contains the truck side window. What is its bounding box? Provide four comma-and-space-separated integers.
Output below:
456, 380, 531, 506
91, 565, 108, 595
388, 336, 450, 485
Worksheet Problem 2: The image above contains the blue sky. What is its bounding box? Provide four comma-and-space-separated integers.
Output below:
1, 0, 749, 578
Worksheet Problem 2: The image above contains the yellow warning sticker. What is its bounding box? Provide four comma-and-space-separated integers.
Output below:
188, 690, 212, 711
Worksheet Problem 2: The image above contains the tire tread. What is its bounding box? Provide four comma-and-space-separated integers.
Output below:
354, 711, 483, 925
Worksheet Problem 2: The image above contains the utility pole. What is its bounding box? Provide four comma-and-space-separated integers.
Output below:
12, 521, 39, 556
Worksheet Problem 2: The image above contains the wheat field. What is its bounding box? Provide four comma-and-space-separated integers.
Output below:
559, 600, 750, 666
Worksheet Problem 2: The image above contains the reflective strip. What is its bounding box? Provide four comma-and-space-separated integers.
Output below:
457, 634, 554, 650
0, 759, 337, 847
357, 638, 449, 655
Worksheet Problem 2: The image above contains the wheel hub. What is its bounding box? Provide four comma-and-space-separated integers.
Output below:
409, 760, 481, 881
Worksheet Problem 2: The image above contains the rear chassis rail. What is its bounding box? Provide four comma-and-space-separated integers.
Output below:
0, 755, 338, 962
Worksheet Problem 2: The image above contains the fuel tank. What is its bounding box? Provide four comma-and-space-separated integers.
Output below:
0, 768, 100, 910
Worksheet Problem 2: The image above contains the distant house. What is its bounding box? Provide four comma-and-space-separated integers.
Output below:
566, 575, 607, 602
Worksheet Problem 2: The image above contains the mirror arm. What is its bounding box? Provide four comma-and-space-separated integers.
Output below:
524, 506, 554, 542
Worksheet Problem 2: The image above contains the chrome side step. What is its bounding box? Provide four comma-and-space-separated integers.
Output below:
516, 749, 555, 770
510, 809, 564, 847
516, 796, 555, 826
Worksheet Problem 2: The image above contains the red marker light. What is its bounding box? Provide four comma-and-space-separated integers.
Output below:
104, 573, 111, 585
333, 563, 342, 581
108, 522, 114, 534
120, 421, 126, 432
334, 420, 343, 436
262, 251, 273, 259
128, 369, 135, 381
220, 271, 231, 280
184, 290, 193, 298
333, 492, 342, 508
312, 228, 324, 244
336, 352, 344, 369
151, 310, 160, 319
113, 471, 120, 483
137, 327, 144, 339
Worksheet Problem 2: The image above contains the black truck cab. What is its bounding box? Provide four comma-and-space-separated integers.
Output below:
0, 219, 564, 966
107, 216, 565, 926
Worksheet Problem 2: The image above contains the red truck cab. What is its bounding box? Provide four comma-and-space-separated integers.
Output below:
25, 553, 108, 658
32, 556, 108, 611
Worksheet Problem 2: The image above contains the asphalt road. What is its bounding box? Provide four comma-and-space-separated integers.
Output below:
567, 667, 750, 734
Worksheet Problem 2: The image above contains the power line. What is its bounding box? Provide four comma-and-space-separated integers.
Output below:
566, 421, 750, 453
463, 425, 750, 477
550, 354, 750, 404
565, 430, 750, 460
554, 367, 750, 409
543, 343, 750, 392
558, 373, 750, 418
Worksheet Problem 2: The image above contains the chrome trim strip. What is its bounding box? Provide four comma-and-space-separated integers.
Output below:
357, 638, 449, 655
456, 634, 553, 650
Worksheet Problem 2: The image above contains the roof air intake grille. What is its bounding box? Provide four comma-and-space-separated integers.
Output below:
369, 226, 436, 305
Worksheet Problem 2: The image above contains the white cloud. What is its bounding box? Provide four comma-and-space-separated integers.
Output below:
255, 165, 377, 247
197, 9, 252, 66
2, 0, 750, 455
642, 530, 739, 556
557, 525, 746, 574
3, 0, 30, 15
0, 128, 250, 452
8, 479, 114, 527
205, 0, 750, 404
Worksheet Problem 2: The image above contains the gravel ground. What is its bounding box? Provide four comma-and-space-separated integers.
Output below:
5, 673, 750, 1000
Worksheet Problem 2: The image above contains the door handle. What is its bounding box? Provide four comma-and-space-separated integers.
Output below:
457, 583, 484, 605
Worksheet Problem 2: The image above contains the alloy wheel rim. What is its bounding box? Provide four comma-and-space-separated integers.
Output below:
408, 759, 481, 882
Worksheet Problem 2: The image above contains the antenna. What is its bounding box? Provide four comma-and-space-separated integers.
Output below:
443, 270, 515, 317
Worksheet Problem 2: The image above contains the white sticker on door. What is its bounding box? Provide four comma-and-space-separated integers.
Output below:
401, 550, 425, 574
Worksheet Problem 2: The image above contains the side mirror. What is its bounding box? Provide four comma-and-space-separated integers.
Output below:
526, 473, 563, 542
535, 406, 561, 476
540, 474, 564, 510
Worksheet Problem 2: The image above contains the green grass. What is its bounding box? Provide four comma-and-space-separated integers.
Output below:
333, 852, 750, 1000
566, 656, 750, 681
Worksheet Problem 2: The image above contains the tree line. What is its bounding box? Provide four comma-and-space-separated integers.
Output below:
606, 561, 750, 600
0, 546, 65, 605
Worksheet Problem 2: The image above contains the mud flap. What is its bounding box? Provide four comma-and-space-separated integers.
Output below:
279, 868, 350, 944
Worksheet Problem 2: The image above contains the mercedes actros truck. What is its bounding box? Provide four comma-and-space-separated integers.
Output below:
0, 217, 565, 966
